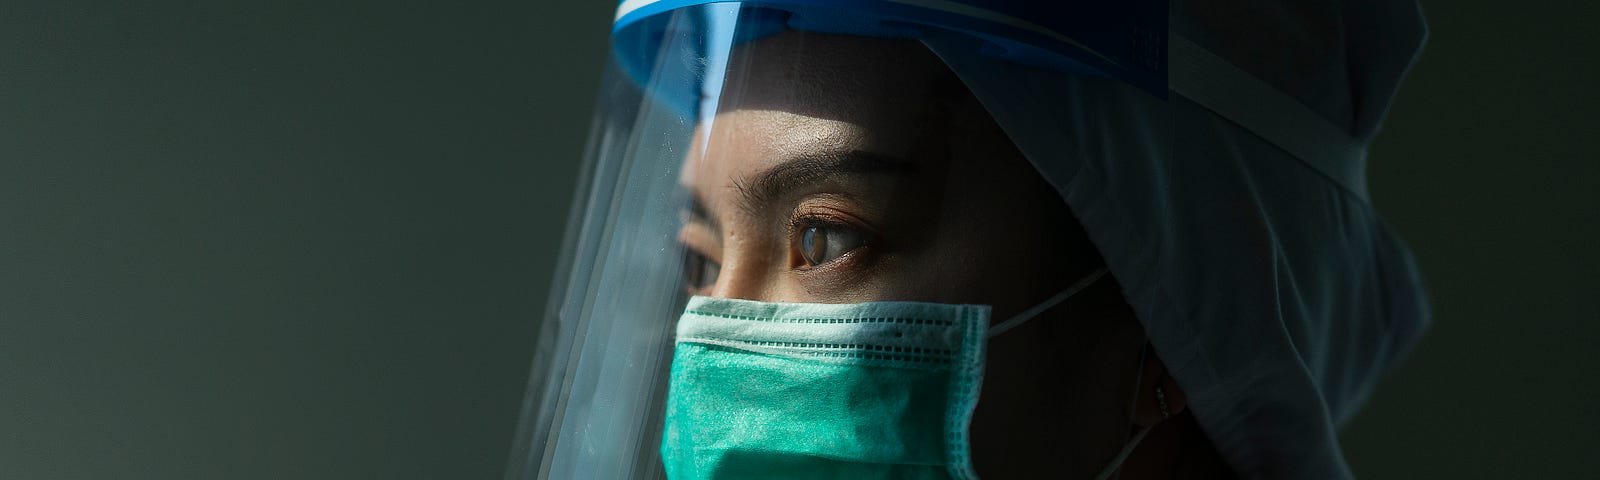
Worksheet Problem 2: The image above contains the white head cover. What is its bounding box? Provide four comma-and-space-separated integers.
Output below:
918, 0, 1431, 477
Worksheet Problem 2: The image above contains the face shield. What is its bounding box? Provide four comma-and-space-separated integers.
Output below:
509, 1, 1424, 479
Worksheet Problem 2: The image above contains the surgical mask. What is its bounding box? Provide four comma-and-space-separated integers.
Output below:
659, 267, 1159, 479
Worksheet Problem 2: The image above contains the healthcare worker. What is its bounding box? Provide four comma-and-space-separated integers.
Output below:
508, 1, 1430, 479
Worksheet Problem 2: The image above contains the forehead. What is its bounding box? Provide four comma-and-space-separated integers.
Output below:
681, 31, 952, 190
717, 31, 947, 122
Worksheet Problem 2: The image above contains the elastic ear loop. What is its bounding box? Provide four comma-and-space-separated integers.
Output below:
987, 267, 1108, 338
1093, 341, 1170, 480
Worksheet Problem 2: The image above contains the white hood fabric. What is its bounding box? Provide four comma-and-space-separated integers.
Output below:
921, 1, 1431, 477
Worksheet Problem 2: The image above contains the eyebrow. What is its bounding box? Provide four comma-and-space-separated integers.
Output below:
731, 151, 916, 215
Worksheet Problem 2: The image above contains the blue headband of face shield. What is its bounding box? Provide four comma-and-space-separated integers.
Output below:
610, 0, 1169, 117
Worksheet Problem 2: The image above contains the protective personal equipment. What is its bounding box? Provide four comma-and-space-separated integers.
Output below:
659, 268, 1106, 479
507, 1, 1431, 479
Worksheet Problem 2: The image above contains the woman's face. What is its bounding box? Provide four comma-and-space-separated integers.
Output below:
676, 31, 1147, 476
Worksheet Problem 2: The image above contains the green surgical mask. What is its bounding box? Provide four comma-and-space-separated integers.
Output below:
660, 267, 1150, 479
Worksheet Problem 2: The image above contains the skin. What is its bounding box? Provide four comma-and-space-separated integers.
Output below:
676, 31, 1227, 478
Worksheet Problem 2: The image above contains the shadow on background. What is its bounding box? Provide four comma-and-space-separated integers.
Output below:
1339, 1, 1598, 477
1, 2, 610, 478
0, 1, 1592, 478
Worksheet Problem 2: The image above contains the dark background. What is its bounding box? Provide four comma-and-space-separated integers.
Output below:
1, 1, 1592, 478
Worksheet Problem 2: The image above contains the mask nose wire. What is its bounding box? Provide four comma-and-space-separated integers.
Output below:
986, 267, 1109, 338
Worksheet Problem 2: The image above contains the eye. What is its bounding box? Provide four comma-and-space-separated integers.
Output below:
798, 223, 869, 267
682, 248, 721, 293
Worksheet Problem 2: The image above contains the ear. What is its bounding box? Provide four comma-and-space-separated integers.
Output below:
1132, 351, 1189, 427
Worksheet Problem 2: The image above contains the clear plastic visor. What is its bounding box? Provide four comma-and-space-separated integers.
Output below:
507, 5, 1123, 479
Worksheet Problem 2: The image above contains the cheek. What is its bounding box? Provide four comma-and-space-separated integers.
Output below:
875, 171, 1072, 316
868, 207, 1059, 312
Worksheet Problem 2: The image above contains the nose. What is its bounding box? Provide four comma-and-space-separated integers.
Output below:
706, 256, 769, 301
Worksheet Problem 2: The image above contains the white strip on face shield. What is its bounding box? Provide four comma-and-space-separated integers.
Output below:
508, 1, 1430, 479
